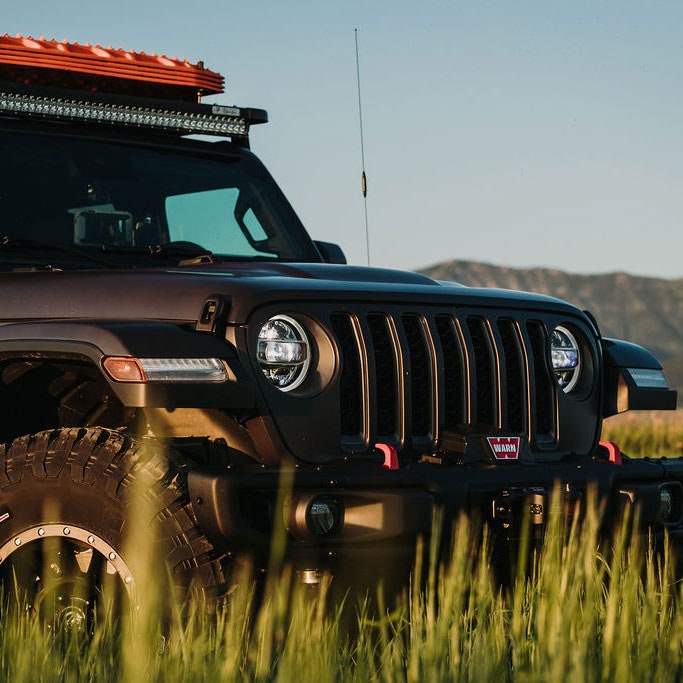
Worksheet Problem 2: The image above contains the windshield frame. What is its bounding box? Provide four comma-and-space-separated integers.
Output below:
0, 119, 324, 269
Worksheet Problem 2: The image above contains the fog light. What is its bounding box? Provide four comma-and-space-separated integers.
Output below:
306, 497, 343, 537
659, 489, 673, 522
657, 484, 683, 526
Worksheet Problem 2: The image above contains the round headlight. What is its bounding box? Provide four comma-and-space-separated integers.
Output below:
551, 325, 581, 393
257, 315, 311, 391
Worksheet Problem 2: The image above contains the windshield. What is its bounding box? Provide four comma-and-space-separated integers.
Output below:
0, 129, 320, 267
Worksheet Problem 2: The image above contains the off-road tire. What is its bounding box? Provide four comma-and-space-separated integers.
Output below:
0, 427, 225, 617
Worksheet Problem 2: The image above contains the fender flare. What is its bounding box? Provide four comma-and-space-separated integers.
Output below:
602, 337, 677, 415
0, 320, 256, 409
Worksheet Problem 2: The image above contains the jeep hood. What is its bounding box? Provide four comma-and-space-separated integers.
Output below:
0, 262, 585, 325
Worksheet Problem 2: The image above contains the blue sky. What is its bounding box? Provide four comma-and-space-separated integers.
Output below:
5, 1, 683, 278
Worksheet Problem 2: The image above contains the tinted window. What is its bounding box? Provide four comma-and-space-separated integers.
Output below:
0, 130, 318, 263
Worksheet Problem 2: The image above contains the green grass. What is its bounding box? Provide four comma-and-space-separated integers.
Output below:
3, 491, 683, 682
602, 409, 683, 458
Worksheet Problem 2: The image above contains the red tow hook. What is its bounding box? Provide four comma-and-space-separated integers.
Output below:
599, 440, 622, 465
376, 443, 399, 470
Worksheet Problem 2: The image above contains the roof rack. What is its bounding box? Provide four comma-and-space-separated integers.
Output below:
0, 34, 223, 101
0, 35, 267, 144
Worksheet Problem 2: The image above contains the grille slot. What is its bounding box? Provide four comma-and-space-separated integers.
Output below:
526, 320, 556, 441
466, 316, 498, 428
368, 313, 397, 437
497, 318, 527, 434
332, 309, 557, 457
330, 313, 363, 438
435, 315, 466, 427
402, 314, 433, 438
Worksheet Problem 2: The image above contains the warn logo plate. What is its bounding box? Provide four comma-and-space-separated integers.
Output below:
486, 436, 521, 460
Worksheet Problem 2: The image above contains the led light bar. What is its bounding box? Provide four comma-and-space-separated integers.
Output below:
103, 356, 228, 383
0, 89, 249, 137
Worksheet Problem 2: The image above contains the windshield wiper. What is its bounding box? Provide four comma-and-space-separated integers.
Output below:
101, 241, 221, 265
96, 242, 281, 266
1, 236, 124, 269
152, 241, 220, 262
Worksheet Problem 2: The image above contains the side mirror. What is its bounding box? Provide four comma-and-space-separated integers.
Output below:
314, 241, 347, 265
602, 338, 678, 416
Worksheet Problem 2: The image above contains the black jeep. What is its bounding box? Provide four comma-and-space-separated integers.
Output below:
0, 36, 677, 624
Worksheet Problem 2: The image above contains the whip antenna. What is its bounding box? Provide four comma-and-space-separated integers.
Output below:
355, 28, 371, 265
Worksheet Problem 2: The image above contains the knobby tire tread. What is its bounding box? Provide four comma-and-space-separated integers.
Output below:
0, 427, 224, 593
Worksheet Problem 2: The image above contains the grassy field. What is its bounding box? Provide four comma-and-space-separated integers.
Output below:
2, 413, 683, 682
601, 409, 683, 458
3, 494, 683, 682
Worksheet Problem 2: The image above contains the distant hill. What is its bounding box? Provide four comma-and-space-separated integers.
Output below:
419, 260, 683, 397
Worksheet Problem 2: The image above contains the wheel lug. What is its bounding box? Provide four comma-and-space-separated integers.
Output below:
87, 536, 95, 544
14, 538, 21, 546
63, 527, 71, 536
108, 552, 116, 560
38, 528, 45, 536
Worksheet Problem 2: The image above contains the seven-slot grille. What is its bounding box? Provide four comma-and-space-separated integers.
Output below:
330, 310, 557, 457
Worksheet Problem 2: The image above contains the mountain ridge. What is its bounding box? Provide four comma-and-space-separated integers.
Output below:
419, 260, 683, 397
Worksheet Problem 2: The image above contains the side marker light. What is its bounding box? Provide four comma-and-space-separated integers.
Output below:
104, 357, 228, 383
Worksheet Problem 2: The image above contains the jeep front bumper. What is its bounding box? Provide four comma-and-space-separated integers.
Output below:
188, 455, 683, 579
